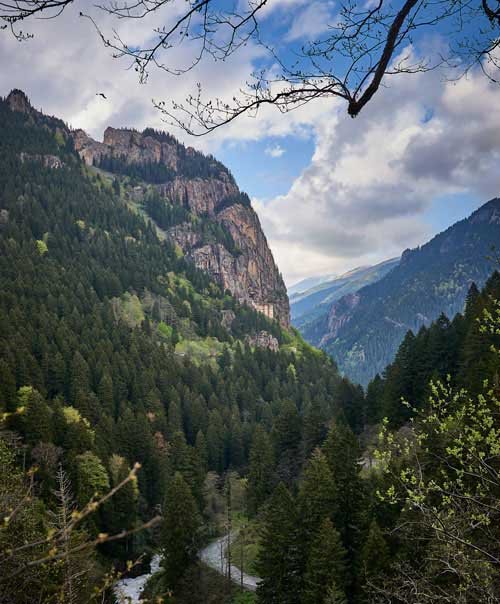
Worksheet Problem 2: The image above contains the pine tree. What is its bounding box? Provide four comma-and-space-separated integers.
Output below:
195, 430, 208, 471
323, 422, 366, 592
324, 581, 348, 604
303, 399, 326, 456
272, 400, 302, 485
255, 483, 301, 604
298, 449, 336, 547
161, 472, 201, 591
303, 518, 347, 604
361, 519, 390, 580
247, 426, 275, 515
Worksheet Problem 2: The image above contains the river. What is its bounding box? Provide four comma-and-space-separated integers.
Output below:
113, 535, 259, 603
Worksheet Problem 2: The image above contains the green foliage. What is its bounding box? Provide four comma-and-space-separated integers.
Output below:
0, 438, 53, 603
366, 273, 500, 426
298, 449, 336, 548
246, 426, 275, 515
36, 239, 48, 255
370, 292, 500, 602
323, 422, 366, 566
0, 92, 363, 603
303, 518, 347, 604
161, 472, 201, 591
232, 593, 257, 604
360, 520, 390, 579
74, 451, 110, 506
255, 483, 301, 604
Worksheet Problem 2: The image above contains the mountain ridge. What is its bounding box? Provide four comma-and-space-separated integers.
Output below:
312, 197, 500, 385
5, 88, 290, 327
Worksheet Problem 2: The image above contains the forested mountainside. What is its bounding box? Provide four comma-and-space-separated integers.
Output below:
70, 104, 289, 327
291, 258, 399, 334
306, 199, 500, 385
0, 90, 358, 602
1, 88, 498, 604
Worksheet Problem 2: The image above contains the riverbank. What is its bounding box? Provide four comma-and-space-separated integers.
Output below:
113, 535, 260, 603
199, 534, 259, 592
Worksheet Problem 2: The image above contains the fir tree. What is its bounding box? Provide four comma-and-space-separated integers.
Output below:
247, 426, 275, 515
255, 483, 301, 604
323, 422, 366, 592
161, 472, 201, 591
298, 449, 336, 548
361, 519, 390, 580
303, 518, 347, 604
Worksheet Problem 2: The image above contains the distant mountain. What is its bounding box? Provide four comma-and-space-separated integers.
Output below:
291, 258, 399, 335
288, 274, 338, 296
303, 198, 500, 386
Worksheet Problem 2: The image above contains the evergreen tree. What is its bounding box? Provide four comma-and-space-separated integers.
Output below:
361, 519, 390, 580
324, 581, 348, 604
298, 449, 336, 548
247, 426, 275, 515
255, 483, 301, 604
323, 422, 366, 592
161, 472, 201, 591
303, 398, 326, 456
303, 518, 347, 604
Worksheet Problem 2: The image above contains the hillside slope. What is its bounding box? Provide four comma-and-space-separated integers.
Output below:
0, 89, 350, 600
291, 258, 399, 334
315, 199, 500, 385
70, 113, 289, 326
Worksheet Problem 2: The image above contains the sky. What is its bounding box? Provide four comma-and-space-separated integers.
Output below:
1, 0, 500, 286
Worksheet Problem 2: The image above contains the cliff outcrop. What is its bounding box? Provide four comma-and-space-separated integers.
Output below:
72, 124, 290, 326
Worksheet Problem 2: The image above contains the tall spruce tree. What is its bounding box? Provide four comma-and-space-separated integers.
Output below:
323, 422, 366, 593
255, 483, 301, 604
298, 449, 336, 549
161, 472, 201, 591
247, 426, 275, 515
303, 518, 347, 604
360, 519, 390, 581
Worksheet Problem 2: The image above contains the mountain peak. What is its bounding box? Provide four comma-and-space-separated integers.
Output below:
470, 197, 500, 225
6, 89, 32, 114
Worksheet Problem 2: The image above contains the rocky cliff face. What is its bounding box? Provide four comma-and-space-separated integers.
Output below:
72, 123, 290, 326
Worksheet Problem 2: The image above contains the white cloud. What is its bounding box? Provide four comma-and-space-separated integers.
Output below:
285, 1, 335, 41
2, 11, 500, 288
265, 144, 286, 158
255, 64, 500, 284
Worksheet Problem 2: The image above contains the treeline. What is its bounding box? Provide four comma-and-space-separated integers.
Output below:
365, 273, 500, 426
95, 129, 232, 185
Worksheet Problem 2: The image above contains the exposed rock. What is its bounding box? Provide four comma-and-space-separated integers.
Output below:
70, 124, 290, 326
72, 129, 108, 166
103, 127, 179, 170
158, 174, 238, 216
6, 89, 289, 326
320, 292, 360, 347
19, 152, 63, 169
7, 89, 32, 114
221, 310, 236, 330
0, 209, 9, 225
245, 331, 279, 352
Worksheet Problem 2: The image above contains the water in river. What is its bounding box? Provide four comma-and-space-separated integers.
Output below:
113, 554, 161, 603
